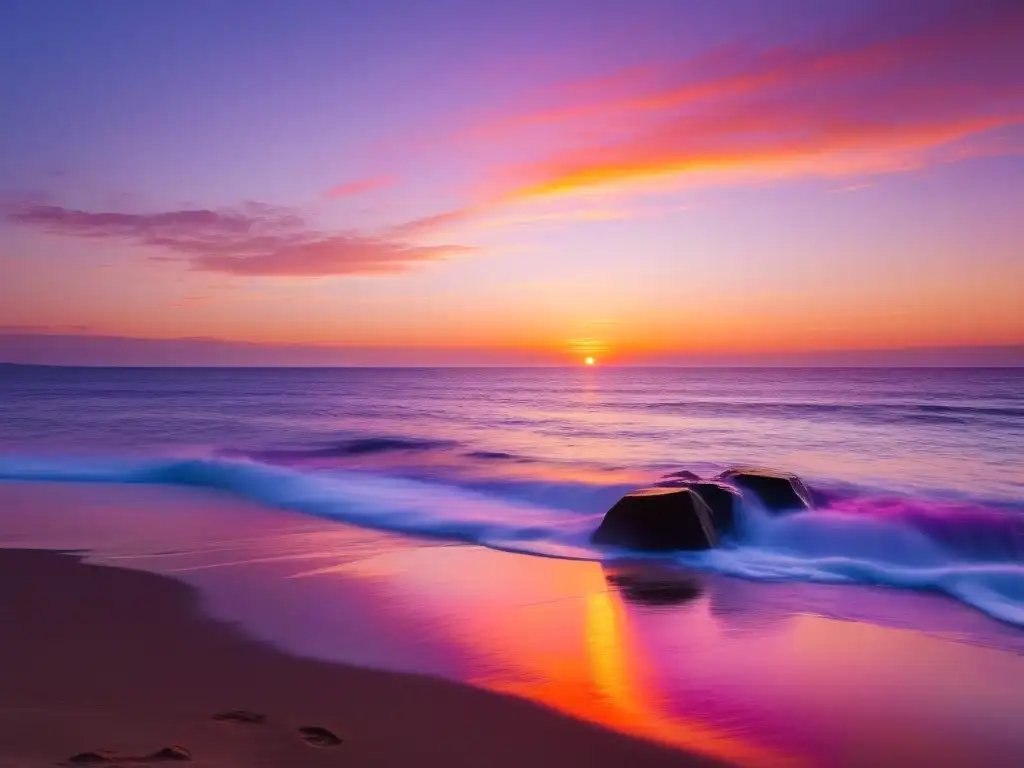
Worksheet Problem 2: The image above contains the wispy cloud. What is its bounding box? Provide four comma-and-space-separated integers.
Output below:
0, 324, 92, 334
389, 201, 630, 237
324, 176, 394, 199
389, 206, 485, 238
170, 296, 210, 308
833, 183, 875, 194
5, 202, 470, 277
406, 1, 1024, 229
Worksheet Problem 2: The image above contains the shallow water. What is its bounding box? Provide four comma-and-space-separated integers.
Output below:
0, 366, 1021, 623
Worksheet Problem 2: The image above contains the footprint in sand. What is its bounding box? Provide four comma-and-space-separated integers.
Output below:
297, 726, 343, 748
212, 709, 267, 725
67, 751, 119, 764
67, 744, 192, 763
147, 746, 192, 762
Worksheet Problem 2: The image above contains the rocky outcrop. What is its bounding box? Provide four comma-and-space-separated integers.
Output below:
592, 467, 813, 550
652, 474, 742, 535
591, 487, 718, 551
717, 467, 812, 512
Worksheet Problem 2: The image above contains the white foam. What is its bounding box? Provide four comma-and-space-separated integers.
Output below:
1, 455, 1022, 625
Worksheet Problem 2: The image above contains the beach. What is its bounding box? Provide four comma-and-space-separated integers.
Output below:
2, 481, 1023, 767
0, 546, 717, 768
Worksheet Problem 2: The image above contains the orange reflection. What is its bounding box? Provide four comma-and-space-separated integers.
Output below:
483, 588, 798, 767
310, 546, 798, 765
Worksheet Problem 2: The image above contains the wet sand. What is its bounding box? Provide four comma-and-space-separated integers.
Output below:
0, 547, 719, 768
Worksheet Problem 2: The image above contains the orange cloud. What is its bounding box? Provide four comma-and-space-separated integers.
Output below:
471, 3, 1023, 139
413, 2, 1024, 223
508, 113, 1022, 202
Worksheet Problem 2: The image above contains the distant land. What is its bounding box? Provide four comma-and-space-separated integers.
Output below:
0, 333, 1021, 367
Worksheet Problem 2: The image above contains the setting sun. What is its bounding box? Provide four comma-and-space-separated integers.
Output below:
585, 357, 595, 366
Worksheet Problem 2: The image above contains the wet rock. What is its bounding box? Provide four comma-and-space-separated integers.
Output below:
717, 467, 813, 512
650, 481, 740, 533
652, 478, 691, 488
685, 481, 743, 534
591, 487, 718, 551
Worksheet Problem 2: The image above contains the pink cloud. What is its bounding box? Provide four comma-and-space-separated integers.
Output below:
405, 1, 1024, 224
188, 235, 467, 277
324, 176, 394, 199
389, 206, 487, 238
6, 203, 470, 277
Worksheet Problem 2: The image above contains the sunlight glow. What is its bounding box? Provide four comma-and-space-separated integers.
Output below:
585, 356, 596, 366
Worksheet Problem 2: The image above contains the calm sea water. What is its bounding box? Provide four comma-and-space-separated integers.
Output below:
1, 365, 1022, 623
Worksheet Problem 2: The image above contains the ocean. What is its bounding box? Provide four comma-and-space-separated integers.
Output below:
1, 365, 1022, 625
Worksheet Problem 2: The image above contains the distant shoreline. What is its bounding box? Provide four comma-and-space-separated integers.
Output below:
3, 361, 1022, 370
1, 332, 1020, 368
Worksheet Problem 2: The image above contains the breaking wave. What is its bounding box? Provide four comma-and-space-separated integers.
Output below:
0, 453, 1022, 626
237, 436, 459, 462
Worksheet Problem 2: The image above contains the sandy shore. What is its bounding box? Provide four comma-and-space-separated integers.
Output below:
0, 548, 718, 768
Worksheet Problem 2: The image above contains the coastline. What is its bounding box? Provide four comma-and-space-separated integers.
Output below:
1, 481, 1022, 767
0, 547, 718, 768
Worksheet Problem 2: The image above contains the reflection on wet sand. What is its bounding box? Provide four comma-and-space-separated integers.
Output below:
325, 545, 1024, 767
573, 586, 798, 766
602, 561, 704, 606
325, 548, 801, 766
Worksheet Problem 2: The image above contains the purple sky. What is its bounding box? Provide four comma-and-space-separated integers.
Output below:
1, 0, 1022, 365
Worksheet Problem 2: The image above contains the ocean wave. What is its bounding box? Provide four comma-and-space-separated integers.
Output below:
0, 454, 1022, 626
237, 436, 459, 462
0, 455, 602, 559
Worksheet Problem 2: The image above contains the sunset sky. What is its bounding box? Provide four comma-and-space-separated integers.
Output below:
1, 0, 1022, 365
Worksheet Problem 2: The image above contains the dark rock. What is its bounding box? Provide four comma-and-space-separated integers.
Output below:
298, 726, 343, 747
685, 481, 742, 534
651, 478, 691, 488
650, 481, 740, 533
717, 467, 813, 512
591, 487, 718, 551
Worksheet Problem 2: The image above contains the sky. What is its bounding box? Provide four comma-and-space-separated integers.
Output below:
1, 0, 1022, 366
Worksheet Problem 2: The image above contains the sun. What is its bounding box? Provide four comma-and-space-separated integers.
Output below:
585, 356, 595, 366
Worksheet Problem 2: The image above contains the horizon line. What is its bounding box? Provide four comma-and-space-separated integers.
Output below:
3, 361, 1022, 370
